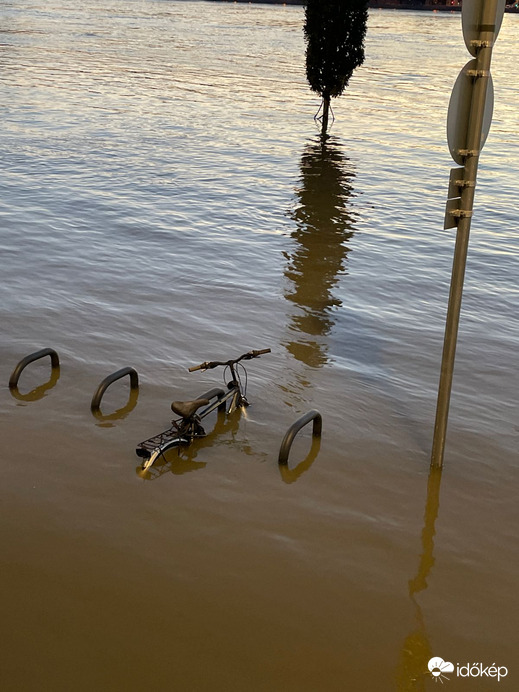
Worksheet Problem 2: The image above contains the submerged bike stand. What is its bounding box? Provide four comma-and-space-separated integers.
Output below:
9, 348, 60, 390
278, 410, 322, 466
8, 347, 140, 418
90, 367, 139, 413
9, 347, 324, 474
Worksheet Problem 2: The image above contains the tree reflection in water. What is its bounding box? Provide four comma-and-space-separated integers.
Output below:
285, 135, 357, 369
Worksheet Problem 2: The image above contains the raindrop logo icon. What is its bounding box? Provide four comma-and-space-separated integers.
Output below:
428, 657, 455, 683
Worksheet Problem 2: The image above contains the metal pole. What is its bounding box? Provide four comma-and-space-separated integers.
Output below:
431, 0, 499, 468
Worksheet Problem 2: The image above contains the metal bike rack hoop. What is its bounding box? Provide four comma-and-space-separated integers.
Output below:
9, 348, 60, 389
91, 366, 139, 412
278, 409, 322, 466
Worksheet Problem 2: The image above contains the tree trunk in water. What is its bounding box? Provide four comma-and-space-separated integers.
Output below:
321, 95, 330, 137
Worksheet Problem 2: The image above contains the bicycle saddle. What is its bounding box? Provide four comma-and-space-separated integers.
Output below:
171, 398, 210, 419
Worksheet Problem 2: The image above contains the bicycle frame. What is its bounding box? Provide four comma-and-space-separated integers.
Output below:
174, 382, 244, 439
198, 384, 243, 421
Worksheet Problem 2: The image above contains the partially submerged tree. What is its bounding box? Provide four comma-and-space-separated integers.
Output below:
304, 0, 368, 136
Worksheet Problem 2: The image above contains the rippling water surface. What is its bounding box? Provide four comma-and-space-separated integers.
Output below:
1, 2, 518, 689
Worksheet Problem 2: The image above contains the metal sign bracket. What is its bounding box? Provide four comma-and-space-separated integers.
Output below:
467, 69, 490, 78
470, 39, 491, 50
456, 148, 479, 158
450, 209, 473, 219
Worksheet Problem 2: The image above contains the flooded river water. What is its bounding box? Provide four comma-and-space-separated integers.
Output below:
1, 1, 518, 689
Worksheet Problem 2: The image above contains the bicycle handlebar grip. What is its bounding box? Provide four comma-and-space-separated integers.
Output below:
253, 348, 271, 356
188, 363, 206, 372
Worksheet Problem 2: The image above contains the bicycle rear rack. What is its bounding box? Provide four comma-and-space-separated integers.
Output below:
136, 388, 226, 463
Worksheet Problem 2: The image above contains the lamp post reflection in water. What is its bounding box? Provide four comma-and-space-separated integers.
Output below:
395, 467, 443, 690
284, 136, 356, 370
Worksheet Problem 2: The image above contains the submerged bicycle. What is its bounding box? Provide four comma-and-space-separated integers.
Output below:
136, 348, 270, 470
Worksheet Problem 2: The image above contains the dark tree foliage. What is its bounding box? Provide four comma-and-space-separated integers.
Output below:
304, 0, 368, 133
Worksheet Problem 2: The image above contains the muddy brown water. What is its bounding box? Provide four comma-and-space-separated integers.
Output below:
1, 1, 518, 689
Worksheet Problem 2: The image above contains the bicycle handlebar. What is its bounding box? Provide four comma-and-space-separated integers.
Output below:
188, 348, 271, 373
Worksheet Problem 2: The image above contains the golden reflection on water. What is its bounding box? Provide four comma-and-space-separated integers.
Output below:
285, 135, 356, 369
278, 435, 321, 484
91, 386, 140, 427
9, 365, 61, 403
137, 406, 268, 480
396, 467, 443, 690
